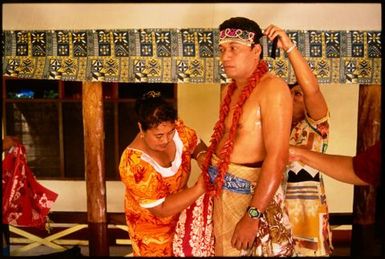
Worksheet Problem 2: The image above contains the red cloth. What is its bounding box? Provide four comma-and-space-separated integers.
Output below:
2, 144, 58, 228
172, 193, 215, 256
352, 141, 381, 186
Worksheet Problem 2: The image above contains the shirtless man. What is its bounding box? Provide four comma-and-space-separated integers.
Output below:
201, 17, 294, 256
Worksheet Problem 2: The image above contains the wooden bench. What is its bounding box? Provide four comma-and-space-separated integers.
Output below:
9, 211, 353, 256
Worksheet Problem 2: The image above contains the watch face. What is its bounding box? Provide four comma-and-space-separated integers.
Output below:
249, 209, 259, 218
248, 207, 261, 218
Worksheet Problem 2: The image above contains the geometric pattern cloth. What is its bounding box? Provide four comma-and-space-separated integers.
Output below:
2, 29, 381, 84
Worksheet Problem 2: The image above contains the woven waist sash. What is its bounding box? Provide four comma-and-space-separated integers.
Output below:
208, 154, 261, 194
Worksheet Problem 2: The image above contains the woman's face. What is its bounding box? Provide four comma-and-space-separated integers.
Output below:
142, 121, 176, 152
291, 85, 306, 123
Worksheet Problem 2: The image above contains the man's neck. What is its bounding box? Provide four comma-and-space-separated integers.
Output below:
234, 79, 248, 89
233, 61, 260, 88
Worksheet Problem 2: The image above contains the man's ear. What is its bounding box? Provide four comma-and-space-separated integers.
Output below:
253, 44, 262, 59
138, 122, 143, 132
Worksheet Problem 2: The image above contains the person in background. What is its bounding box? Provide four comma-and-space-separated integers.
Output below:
119, 91, 210, 256
1, 136, 19, 256
2, 136, 58, 256
264, 25, 333, 256
289, 141, 384, 257
288, 141, 381, 186
200, 17, 294, 256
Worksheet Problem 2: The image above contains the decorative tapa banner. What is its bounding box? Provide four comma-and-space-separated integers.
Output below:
2, 29, 381, 84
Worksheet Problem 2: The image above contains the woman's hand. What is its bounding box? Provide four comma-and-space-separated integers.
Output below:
197, 173, 207, 193
195, 150, 207, 169
3, 136, 19, 151
288, 145, 305, 163
264, 24, 295, 52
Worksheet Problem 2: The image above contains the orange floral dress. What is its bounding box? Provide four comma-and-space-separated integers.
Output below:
119, 120, 198, 256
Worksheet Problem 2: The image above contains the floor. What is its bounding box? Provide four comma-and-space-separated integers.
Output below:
9, 244, 350, 257
9, 245, 133, 257
332, 246, 351, 257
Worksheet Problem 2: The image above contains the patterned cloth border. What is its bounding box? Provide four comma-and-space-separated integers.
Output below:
2, 29, 381, 84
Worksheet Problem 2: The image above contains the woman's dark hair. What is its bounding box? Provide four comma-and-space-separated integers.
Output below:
288, 81, 299, 89
134, 91, 177, 131
219, 17, 264, 58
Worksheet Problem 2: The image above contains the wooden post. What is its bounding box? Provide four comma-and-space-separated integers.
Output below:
351, 84, 381, 256
82, 81, 109, 256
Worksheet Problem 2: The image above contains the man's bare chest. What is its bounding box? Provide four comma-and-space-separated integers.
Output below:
224, 104, 262, 131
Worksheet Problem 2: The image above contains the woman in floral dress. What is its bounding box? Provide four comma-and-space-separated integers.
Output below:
119, 91, 209, 256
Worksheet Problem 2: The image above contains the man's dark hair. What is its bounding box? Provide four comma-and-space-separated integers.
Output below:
219, 17, 264, 58
135, 91, 177, 131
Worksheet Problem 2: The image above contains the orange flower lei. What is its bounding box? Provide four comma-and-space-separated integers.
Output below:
202, 60, 269, 195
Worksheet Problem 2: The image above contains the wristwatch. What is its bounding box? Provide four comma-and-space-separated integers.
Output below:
246, 206, 263, 219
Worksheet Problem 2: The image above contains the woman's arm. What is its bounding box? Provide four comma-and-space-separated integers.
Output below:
289, 146, 369, 185
192, 139, 208, 169
148, 174, 206, 217
264, 25, 328, 121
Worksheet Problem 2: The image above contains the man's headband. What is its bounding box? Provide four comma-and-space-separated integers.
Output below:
219, 28, 256, 46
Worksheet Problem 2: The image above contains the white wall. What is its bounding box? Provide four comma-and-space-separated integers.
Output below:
39, 180, 125, 212
3, 3, 380, 213
2, 3, 381, 30
320, 84, 359, 213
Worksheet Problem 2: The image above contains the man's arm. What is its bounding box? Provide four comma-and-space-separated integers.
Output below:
264, 25, 328, 121
289, 146, 369, 185
231, 77, 293, 250
250, 77, 293, 212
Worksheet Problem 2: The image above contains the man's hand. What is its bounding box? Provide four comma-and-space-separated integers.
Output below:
231, 214, 260, 251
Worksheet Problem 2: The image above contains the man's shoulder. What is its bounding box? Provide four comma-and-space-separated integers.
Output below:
258, 73, 289, 93
253, 73, 292, 107
261, 72, 287, 85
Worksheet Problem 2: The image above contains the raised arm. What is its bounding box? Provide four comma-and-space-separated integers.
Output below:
264, 25, 328, 121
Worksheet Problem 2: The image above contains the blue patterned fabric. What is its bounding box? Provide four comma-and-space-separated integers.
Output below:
208, 166, 255, 194
2, 29, 381, 84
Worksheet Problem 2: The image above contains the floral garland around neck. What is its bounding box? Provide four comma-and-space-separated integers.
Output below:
202, 60, 269, 195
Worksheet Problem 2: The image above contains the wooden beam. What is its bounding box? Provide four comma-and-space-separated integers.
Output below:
82, 81, 109, 256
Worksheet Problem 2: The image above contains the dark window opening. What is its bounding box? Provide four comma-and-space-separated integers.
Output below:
3, 78, 177, 180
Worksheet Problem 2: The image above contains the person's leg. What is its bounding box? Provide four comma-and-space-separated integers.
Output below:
2, 224, 10, 256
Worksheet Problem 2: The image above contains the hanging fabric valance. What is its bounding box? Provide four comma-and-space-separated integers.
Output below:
2, 29, 381, 84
